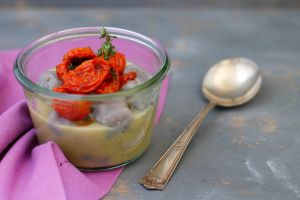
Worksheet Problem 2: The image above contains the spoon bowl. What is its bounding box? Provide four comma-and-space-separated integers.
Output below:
202, 57, 262, 107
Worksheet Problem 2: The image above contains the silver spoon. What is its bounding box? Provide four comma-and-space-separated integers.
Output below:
140, 57, 262, 190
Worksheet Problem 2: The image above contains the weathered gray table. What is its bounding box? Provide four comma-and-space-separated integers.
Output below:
1, 8, 300, 200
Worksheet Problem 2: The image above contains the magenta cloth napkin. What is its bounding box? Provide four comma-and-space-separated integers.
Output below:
0, 50, 25, 113
0, 50, 169, 199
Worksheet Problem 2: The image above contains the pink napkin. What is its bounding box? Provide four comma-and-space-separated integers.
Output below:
0, 50, 169, 199
0, 50, 25, 113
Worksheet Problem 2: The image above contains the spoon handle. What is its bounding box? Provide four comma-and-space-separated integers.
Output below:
140, 101, 216, 190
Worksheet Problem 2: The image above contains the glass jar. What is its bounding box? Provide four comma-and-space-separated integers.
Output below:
14, 27, 170, 170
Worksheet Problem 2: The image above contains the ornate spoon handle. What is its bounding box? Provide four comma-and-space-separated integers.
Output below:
140, 102, 216, 190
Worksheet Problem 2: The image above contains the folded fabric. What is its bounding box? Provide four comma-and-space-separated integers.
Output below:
0, 50, 25, 114
0, 50, 169, 199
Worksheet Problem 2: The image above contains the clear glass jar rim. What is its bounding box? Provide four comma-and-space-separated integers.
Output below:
14, 27, 170, 101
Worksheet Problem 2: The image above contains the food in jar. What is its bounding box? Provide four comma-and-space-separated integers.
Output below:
28, 28, 157, 168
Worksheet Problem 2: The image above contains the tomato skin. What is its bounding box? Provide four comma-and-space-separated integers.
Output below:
56, 47, 97, 81
100, 52, 126, 74
56, 61, 69, 81
120, 71, 137, 87
95, 68, 120, 94
63, 47, 96, 64
52, 87, 91, 121
53, 86, 66, 93
53, 100, 91, 121
62, 60, 106, 94
93, 57, 110, 68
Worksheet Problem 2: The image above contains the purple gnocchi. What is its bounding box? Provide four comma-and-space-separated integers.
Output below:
91, 100, 132, 127
122, 63, 153, 110
37, 71, 62, 90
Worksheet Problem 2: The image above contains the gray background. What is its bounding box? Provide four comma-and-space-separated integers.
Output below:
1, 0, 300, 8
1, 1, 300, 200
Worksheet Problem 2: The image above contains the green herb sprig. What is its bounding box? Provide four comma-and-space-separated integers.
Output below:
97, 27, 117, 60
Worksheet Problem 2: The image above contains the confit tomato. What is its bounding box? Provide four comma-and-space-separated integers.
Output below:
95, 70, 120, 94
63, 47, 96, 65
52, 87, 91, 121
56, 47, 97, 81
120, 71, 137, 87
100, 52, 126, 74
62, 60, 110, 94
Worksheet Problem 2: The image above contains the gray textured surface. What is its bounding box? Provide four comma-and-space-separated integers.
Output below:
2, 0, 300, 8
1, 8, 300, 200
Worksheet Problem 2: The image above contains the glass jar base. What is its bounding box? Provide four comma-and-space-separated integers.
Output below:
77, 151, 145, 171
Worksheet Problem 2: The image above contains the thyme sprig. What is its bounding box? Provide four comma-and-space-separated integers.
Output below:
97, 27, 117, 60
